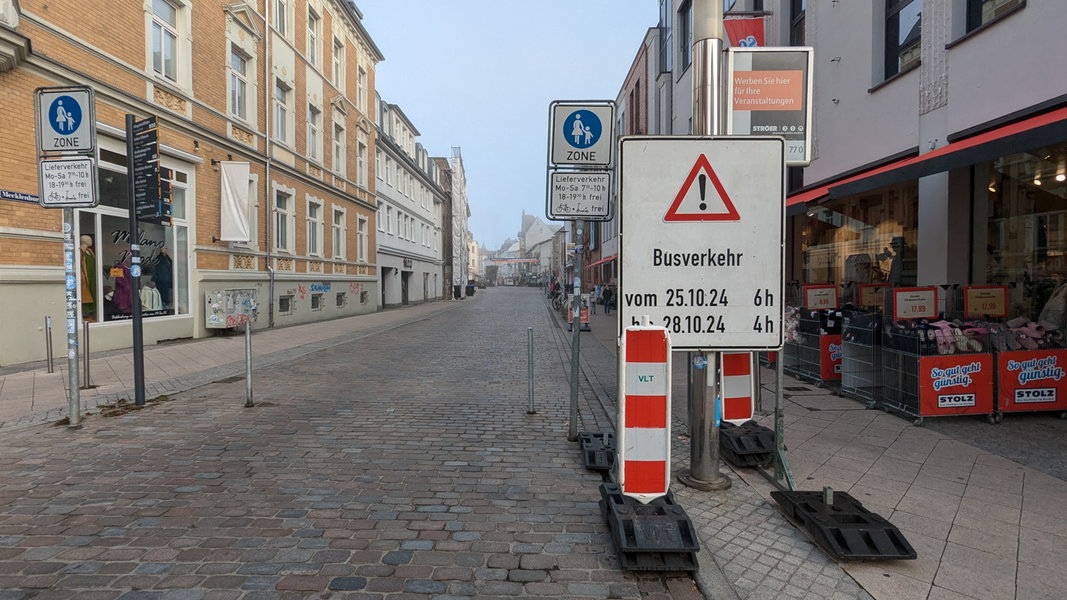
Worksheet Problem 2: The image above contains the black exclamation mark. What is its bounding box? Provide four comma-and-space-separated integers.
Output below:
698, 174, 707, 211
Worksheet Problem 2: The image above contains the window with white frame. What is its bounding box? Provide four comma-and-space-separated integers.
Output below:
307, 6, 320, 66
386, 205, 393, 234
357, 131, 368, 186
376, 150, 382, 180
274, 187, 295, 253
233, 177, 260, 249
332, 37, 345, 89
307, 104, 322, 161
357, 216, 368, 262
357, 67, 367, 113
377, 204, 384, 232
274, 0, 289, 38
333, 119, 346, 176
151, 0, 180, 83
274, 79, 292, 144
332, 207, 347, 259
229, 45, 250, 121
306, 197, 323, 256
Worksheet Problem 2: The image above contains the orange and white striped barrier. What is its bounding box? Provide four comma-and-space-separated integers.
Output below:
720, 352, 755, 425
618, 326, 672, 504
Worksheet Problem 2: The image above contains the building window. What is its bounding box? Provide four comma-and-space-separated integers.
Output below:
311, 293, 323, 310
360, 290, 369, 304
678, 1, 693, 71
357, 132, 368, 186
274, 79, 291, 144
307, 104, 321, 161
357, 216, 368, 263
336, 292, 346, 307
332, 208, 347, 259
377, 204, 385, 232
274, 188, 294, 253
967, 0, 1022, 32
886, 0, 921, 79
151, 0, 179, 82
274, 0, 289, 38
229, 46, 250, 121
376, 150, 383, 180
332, 37, 345, 89
333, 120, 346, 176
357, 67, 367, 112
307, 6, 320, 66
790, 0, 806, 45
386, 205, 393, 234
658, 0, 673, 73
306, 198, 323, 257
279, 294, 293, 315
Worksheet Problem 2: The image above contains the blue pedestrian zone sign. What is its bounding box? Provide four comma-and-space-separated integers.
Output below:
549, 101, 615, 168
36, 86, 95, 155
563, 110, 602, 149
48, 96, 83, 136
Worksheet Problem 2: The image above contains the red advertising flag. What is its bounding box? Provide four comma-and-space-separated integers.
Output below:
724, 17, 765, 47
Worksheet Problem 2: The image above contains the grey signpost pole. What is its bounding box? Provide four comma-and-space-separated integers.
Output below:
64, 207, 81, 426
678, 0, 731, 491
568, 220, 583, 442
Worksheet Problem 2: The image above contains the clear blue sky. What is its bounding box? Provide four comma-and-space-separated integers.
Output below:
356, 1, 660, 252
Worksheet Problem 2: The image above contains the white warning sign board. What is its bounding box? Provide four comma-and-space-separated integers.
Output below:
618, 136, 785, 351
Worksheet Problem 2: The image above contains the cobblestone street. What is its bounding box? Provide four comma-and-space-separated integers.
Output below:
0, 288, 701, 599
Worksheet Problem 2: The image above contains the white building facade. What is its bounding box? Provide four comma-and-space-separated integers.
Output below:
374, 97, 444, 308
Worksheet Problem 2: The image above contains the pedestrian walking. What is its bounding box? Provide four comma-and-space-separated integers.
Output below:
591, 283, 602, 314
603, 285, 614, 315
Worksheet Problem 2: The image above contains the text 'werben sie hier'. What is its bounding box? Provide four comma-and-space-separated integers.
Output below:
652, 248, 743, 267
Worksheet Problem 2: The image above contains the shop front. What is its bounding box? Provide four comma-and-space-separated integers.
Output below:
786, 106, 1067, 420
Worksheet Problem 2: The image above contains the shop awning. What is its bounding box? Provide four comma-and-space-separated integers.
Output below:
586, 254, 617, 268
831, 105, 1067, 198
785, 104, 1067, 205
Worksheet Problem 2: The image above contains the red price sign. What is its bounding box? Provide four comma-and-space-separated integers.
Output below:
893, 287, 938, 320
802, 284, 837, 309
963, 286, 1008, 318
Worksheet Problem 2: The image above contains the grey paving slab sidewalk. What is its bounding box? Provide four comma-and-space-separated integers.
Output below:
578, 306, 1067, 600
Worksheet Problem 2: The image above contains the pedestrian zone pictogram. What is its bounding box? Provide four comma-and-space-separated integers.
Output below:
663, 154, 740, 222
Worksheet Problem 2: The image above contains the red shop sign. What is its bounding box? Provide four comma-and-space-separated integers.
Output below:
996, 349, 1067, 413
918, 354, 994, 416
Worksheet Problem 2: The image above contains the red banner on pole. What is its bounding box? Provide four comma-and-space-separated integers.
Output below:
724, 17, 765, 47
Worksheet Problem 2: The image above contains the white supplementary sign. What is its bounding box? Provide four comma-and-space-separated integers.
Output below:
547, 171, 612, 220
36, 87, 95, 155
619, 136, 785, 351
549, 102, 615, 167
38, 157, 98, 208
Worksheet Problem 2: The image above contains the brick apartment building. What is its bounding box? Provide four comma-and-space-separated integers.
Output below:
0, 0, 386, 365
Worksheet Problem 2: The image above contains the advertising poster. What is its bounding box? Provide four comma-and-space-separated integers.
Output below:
996, 349, 1067, 413
918, 354, 995, 416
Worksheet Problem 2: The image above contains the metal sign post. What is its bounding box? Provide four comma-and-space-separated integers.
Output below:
34, 85, 99, 428
546, 100, 616, 442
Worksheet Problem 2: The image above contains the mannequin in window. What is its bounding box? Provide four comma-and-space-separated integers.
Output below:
80, 235, 96, 321
153, 247, 174, 307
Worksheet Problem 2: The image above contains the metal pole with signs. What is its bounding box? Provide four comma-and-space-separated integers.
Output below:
126, 113, 173, 406
546, 100, 616, 441
34, 85, 99, 427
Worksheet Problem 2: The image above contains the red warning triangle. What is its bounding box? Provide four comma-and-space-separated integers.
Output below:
664, 154, 741, 222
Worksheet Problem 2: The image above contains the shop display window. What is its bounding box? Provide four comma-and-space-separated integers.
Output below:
76, 148, 189, 323
798, 181, 918, 290
981, 143, 1067, 323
